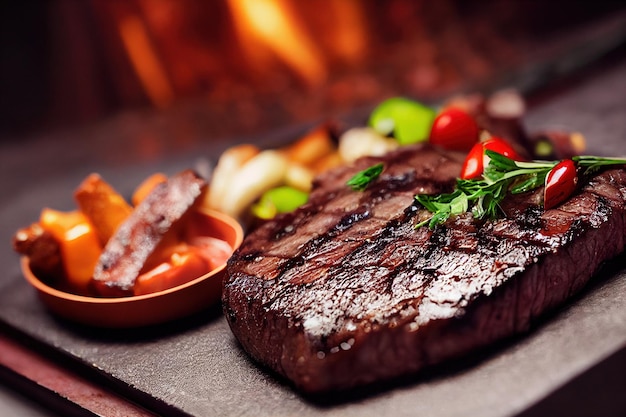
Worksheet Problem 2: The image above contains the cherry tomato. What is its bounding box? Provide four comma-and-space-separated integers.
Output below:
460, 141, 485, 179
544, 159, 578, 210
484, 137, 520, 159
460, 137, 521, 179
429, 107, 479, 151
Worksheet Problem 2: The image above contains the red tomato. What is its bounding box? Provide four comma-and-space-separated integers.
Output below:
460, 137, 521, 179
544, 159, 578, 210
460, 141, 485, 179
429, 108, 479, 151
483, 137, 520, 159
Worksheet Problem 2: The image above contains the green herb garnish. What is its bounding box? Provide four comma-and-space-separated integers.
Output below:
347, 163, 384, 191
415, 151, 626, 229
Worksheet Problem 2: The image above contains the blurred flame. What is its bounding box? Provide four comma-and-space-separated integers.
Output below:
327, 0, 367, 63
118, 14, 173, 107
228, 0, 327, 87
110, 0, 368, 103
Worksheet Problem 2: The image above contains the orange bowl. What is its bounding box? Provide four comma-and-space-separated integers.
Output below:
21, 208, 243, 328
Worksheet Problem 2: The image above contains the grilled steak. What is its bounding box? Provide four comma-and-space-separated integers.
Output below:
223, 144, 626, 393
93, 170, 206, 297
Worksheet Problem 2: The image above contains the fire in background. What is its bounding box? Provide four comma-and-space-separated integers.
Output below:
0, 0, 623, 138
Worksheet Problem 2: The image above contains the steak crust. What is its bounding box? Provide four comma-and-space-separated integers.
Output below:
223, 144, 626, 393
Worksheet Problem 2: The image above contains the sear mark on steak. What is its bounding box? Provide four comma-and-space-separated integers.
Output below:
223, 144, 626, 393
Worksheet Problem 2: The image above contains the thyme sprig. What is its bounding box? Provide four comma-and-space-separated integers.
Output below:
415, 151, 626, 229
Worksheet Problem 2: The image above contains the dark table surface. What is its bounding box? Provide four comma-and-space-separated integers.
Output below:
1, 50, 626, 417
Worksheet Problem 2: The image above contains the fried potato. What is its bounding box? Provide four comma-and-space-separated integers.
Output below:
338, 127, 398, 162
74, 173, 133, 246
282, 125, 335, 167
39, 208, 101, 292
284, 162, 314, 192
207, 144, 260, 210
220, 150, 289, 218
132, 172, 167, 206
310, 151, 343, 173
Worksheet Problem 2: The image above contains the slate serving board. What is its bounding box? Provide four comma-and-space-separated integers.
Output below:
1, 57, 625, 417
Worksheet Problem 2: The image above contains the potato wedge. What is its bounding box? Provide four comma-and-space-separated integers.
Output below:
74, 173, 133, 246
283, 125, 335, 167
219, 150, 289, 218
284, 162, 314, 192
207, 144, 260, 210
132, 173, 167, 206
338, 127, 398, 162
311, 151, 343, 173
39, 208, 101, 292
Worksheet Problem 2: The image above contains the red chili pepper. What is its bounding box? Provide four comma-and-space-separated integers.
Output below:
460, 137, 521, 179
429, 108, 479, 152
544, 159, 578, 210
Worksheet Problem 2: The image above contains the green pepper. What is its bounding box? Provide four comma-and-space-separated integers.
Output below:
368, 97, 436, 145
251, 186, 309, 219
